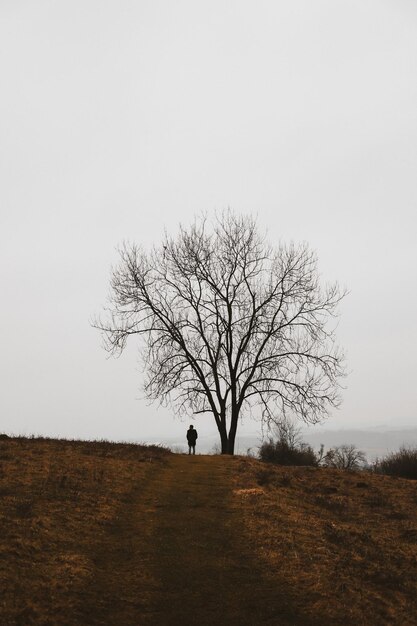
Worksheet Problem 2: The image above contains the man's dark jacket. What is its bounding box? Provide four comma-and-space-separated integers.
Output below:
187, 428, 198, 444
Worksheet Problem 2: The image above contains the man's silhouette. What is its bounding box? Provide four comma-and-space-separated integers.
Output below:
186, 425, 198, 455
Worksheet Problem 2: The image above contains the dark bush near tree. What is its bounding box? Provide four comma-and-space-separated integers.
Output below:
373, 446, 417, 479
259, 439, 318, 466
259, 417, 318, 466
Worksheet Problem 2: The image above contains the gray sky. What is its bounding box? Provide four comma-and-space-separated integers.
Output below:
1, 0, 416, 445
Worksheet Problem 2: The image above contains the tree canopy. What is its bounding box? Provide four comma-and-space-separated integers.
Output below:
96, 212, 346, 454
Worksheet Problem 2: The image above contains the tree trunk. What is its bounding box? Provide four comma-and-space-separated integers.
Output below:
218, 420, 229, 455
220, 435, 235, 455
217, 410, 238, 455
226, 437, 235, 454
218, 426, 236, 454
227, 411, 238, 455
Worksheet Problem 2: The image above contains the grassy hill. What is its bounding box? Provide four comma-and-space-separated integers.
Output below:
1, 437, 417, 625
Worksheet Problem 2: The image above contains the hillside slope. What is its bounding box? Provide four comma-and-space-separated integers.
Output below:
1, 438, 417, 625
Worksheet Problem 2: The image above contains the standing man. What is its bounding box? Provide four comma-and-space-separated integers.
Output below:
186, 425, 198, 455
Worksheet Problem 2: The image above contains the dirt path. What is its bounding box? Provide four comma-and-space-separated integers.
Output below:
76, 455, 315, 626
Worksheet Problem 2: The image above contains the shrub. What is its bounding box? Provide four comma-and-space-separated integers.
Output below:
259, 417, 319, 466
259, 439, 318, 466
373, 446, 417, 479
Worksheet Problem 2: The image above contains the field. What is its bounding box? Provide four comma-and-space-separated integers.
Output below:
1, 436, 417, 625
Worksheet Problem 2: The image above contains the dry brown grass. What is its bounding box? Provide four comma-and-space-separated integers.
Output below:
1, 437, 417, 625
232, 458, 417, 625
0, 437, 170, 625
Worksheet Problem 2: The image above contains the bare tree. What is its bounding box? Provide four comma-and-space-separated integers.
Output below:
95, 212, 346, 454
273, 415, 304, 450
323, 444, 367, 469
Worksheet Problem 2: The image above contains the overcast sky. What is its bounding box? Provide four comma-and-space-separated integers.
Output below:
1, 0, 416, 446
